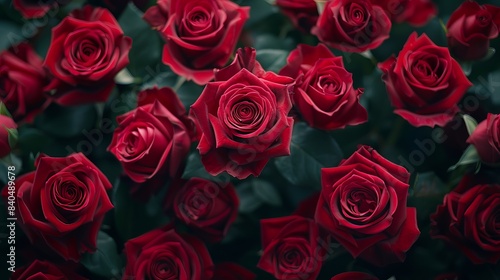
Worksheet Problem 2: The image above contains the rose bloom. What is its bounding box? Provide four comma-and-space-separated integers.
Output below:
123, 226, 214, 280
378, 32, 472, 127
331, 272, 378, 280
447, 1, 500, 61
1, 153, 113, 261
371, 0, 436, 27
280, 44, 367, 130
11, 259, 87, 280
0, 114, 17, 158
276, 0, 318, 33
213, 262, 256, 280
467, 113, 500, 164
144, 0, 249, 85
312, 0, 391, 52
190, 52, 294, 179
44, 5, 131, 106
315, 145, 420, 266
431, 180, 500, 264
258, 215, 324, 280
108, 87, 192, 197
0, 43, 49, 122
165, 177, 239, 242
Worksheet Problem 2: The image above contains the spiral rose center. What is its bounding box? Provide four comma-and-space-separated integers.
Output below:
412, 55, 443, 85
346, 189, 377, 217
117, 124, 156, 160
182, 189, 211, 220
347, 4, 367, 26
51, 177, 88, 212
318, 75, 341, 95
151, 258, 178, 279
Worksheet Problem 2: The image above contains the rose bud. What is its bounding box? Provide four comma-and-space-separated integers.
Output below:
44, 5, 132, 106
11, 260, 87, 280
466, 113, 500, 164
0, 42, 49, 122
1, 153, 113, 261
431, 181, 500, 264
144, 0, 250, 85
447, 1, 500, 61
0, 113, 17, 158
166, 178, 239, 243
123, 226, 214, 280
315, 145, 420, 266
276, 0, 319, 33
258, 215, 324, 280
378, 32, 472, 127
312, 0, 391, 52
108, 87, 192, 198
280, 44, 367, 130
371, 0, 436, 27
191, 62, 294, 179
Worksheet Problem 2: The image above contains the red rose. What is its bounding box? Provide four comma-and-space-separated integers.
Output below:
315, 145, 420, 266
280, 44, 367, 130
331, 272, 378, 280
276, 0, 319, 33
213, 262, 256, 280
166, 177, 239, 242
0, 43, 49, 122
1, 153, 113, 261
467, 113, 500, 164
258, 215, 324, 280
378, 32, 472, 127
447, 1, 500, 61
371, 0, 436, 26
312, 0, 391, 52
190, 66, 294, 179
11, 260, 87, 280
123, 226, 214, 280
431, 182, 500, 264
144, 0, 250, 85
0, 114, 17, 158
108, 87, 191, 183
44, 5, 132, 106
13, 0, 67, 19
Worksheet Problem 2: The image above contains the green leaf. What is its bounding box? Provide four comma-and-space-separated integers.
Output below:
119, 3, 162, 77
114, 68, 136, 85
256, 49, 289, 73
462, 114, 478, 136
274, 122, 343, 188
6, 127, 17, 148
252, 179, 282, 207
448, 145, 480, 172
410, 172, 448, 222
34, 104, 98, 138
237, 179, 282, 213
238, 0, 278, 27
0, 21, 22, 52
113, 177, 169, 241
0, 102, 12, 117
182, 152, 215, 181
80, 231, 123, 279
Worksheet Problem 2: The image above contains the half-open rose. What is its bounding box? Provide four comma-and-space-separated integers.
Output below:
315, 146, 420, 266
144, 0, 249, 84
1, 153, 113, 261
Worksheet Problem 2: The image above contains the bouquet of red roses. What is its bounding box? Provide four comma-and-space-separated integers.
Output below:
1, 0, 500, 279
